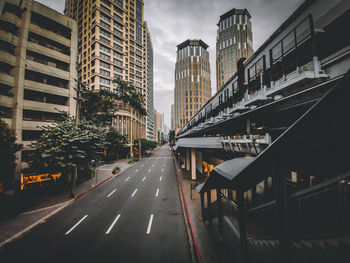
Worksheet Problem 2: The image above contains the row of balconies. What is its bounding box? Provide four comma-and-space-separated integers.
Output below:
181, 57, 328, 136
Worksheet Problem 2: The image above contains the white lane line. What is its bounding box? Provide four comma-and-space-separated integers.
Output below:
107, 189, 116, 197
131, 189, 138, 197
148, 169, 151, 173
156, 188, 159, 197
160, 176, 162, 181
163, 164, 165, 167
141, 164, 144, 167
142, 176, 146, 181
161, 169, 163, 173
152, 164, 154, 167
135, 169, 138, 173
146, 214, 154, 234
124, 177, 130, 182
105, 214, 121, 234
65, 215, 88, 235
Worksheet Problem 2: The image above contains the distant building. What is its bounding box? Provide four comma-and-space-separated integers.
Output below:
155, 111, 162, 143
171, 104, 174, 130
174, 39, 212, 134
144, 22, 155, 141
216, 8, 253, 91
0, 0, 78, 183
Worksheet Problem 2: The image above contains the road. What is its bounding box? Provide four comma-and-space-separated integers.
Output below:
0, 145, 192, 263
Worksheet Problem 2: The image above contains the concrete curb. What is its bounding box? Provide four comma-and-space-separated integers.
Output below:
172, 151, 202, 263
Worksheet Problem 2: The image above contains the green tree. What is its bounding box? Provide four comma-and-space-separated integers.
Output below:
105, 128, 129, 161
134, 138, 157, 155
168, 130, 175, 146
29, 115, 107, 193
80, 78, 146, 126
0, 118, 22, 191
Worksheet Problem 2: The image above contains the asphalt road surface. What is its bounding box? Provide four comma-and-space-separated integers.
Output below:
0, 145, 192, 263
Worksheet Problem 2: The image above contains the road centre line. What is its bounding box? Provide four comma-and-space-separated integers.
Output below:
135, 169, 138, 173
160, 176, 162, 181
131, 189, 138, 197
125, 177, 130, 182
107, 189, 116, 197
141, 164, 144, 167
105, 214, 121, 234
142, 176, 146, 181
65, 215, 88, 235
162, 169, 163, 173
156, 188, 159, 197
146, 214, 154, 234
148, 169, 151, 173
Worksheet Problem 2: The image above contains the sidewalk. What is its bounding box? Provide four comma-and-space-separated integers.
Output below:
173, 155, 234, 263
0, 158, 132, 245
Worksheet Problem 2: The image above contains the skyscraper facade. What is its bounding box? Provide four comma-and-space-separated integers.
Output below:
216, 8, 253, 90
174, 39, 211, 134
144, 21, 154, 141
171, 104, 174, 131
64, 0, 146, 145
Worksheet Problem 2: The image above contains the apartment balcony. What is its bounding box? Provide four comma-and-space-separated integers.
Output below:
0, 12, 21, 28
29, 23, 70, 47
26, 41, 70, 64
24, 79, 70, 97
0, 72, 15, 87
25, 60, 70, 80
245, 87, 268, 106
266, 59, 328, 98
0, 29, 18, 46
22, 120, 55, 130
0, 95, 13, 107
0, 50, 16, 66
23, 100, 68, 113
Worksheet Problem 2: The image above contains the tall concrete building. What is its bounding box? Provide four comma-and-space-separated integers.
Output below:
170, 104, 174, 130
216, 8, 253, 90
0, 0, 78, 182
144, 21, 154, 141
174, 39, 211, 134
155, 110, 162, 143
64, 0, 146, 146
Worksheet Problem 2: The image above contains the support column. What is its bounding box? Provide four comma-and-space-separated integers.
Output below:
186, 148, 190, 171
237, 190, 248, 263
191, 148, 196, 180
200, 192, 205, 221
207, 190, 212, 226
217, 187, 224, 241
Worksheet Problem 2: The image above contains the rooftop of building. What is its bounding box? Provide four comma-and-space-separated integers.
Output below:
217, 8, 251, 25
177, 39, 209, 50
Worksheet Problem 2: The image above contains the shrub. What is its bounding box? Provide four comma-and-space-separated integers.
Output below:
112, 166, 120, 174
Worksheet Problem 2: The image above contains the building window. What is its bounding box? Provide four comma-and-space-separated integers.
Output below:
100, 69, 110, 77
100, 53, 111, 60
100, 77, 110, 84
100, 61, 111, 69
100, 44, 111, 53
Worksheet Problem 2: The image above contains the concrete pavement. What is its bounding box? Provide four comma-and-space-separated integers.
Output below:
0, 146, 192, 263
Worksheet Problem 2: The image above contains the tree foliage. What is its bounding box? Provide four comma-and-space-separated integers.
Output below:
134, 138, 157, 154
168, 130, 175, 146
0, 118, 22, 190
80, 78, 146, 126
29, 115, 107, 173
105, 128, 129, 160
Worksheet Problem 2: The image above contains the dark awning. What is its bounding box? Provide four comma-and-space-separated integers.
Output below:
197, 157, 254, 193
174, 137, 222, 151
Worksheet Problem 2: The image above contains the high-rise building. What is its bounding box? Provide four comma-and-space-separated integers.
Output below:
64, 0, 146, 147
174, 39, 211, 134
144, 21, 154, 141
171, 104, 174, 130
216, 8, 253, 90
0, 0, 78, 182
155, 110, 162, 143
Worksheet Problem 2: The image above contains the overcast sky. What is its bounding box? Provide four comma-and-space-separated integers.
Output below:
37, 0, 303, 127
